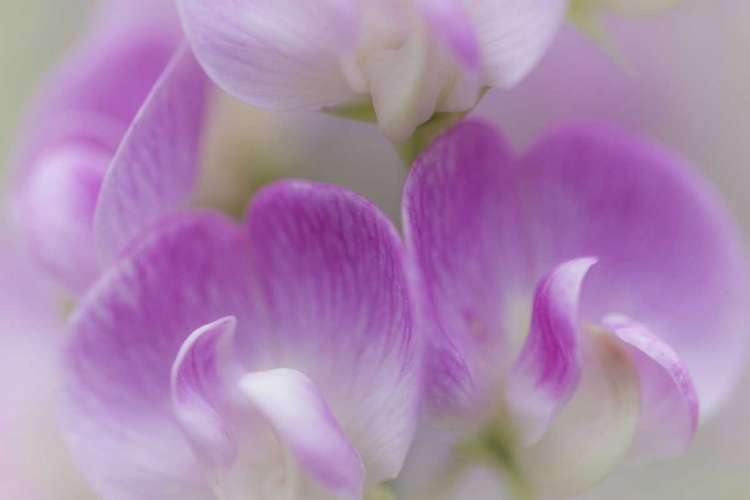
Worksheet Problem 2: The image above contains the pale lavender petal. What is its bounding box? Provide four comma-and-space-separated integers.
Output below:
413, 0, 482, 71
405, 119, 746, 430
403, 121, 525, 416
20, 143, 108, 295
603, 314, 699, 462
171, 317, 239, 470
506, 258, 595, 444
95, 44, 211, 264
245, 180, 420, 482
519, 327, 640, 495
173, 323, 366, 499
465, 0, 570, 88
177, 0, 360, 109
519, 122, 749, 417
240, 369, 365, 498
61, 212, 254, 499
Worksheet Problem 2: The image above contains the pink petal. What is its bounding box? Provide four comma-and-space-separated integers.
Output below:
240, 369, 365, 498
506, 258, 596, 444
61, 212, 253, 499
519, 122, 749, 417
244, 180, 420, 482
62, 182, 420, 497
177, 0, 360, 109
403, 120, 525, 416
406, 119, 749, 425
171, 317, 239, 470
95, 44, 211, 264
603, 314, 699, 462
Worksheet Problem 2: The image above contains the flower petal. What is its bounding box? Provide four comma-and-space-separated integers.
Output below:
412, 0, 482, 71
403, 121, 525, 416
506, 258, 596, 445
602, 314, 699, 462
95, 44, 211, 264
240, 369, 365, 499
518, 327, 640, 496
518, 122, 749, 417
244, 180, 420, 483
177, 0, 360, 109
466, 0, 570, 88
61, 212, 254, 499
171, 317, 239, 470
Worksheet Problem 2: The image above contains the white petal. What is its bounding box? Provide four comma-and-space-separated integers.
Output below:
518, 326, 640, 496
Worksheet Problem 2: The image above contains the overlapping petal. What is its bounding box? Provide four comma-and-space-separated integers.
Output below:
240, 369, 365, 499
406, 119, 748, 427
244, 181, 420, 483
176, 0, 572, 139
400, 119, 748, 500
519, 122, 749, 417
172, 317, 239, 470
177, 0, 360, 110
95, 44, 211, 264
506, 258, 594, 445
603, 314, 699, 462
61, 212, 252, 499
403, 121, 525, 415
518, 328, 640, 496
62, 181, 420, 498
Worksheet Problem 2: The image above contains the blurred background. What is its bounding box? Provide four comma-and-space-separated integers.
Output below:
2, 0, 750, 498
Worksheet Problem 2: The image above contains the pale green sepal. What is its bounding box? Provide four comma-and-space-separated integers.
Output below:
395, 87, 491, 168
458, 428, 535, 500
365, 484, 397, 500
322, 99, 378, 124
568, 1, 636, 75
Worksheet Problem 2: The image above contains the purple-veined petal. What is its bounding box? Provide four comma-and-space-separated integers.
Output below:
519, 327, 640, 496
61, 212, 254, 499
171, 317, 239, 470
403, 120, 526, 417
518, 122, 749, 418
177, 0, 360, 110
245, 180, 420, 484
465, 0, 570, 88
240, 369, 365, 499
506, 258, 595, 445
412, 0, 482, 72
95, 44, 211, 264
602, 314, 699, 462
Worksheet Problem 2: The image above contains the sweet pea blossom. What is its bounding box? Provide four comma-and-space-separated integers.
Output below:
60, 183, 420, 499
397, 120, 748, 498
176, 0, 573, 142
12, 1, 210, 296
